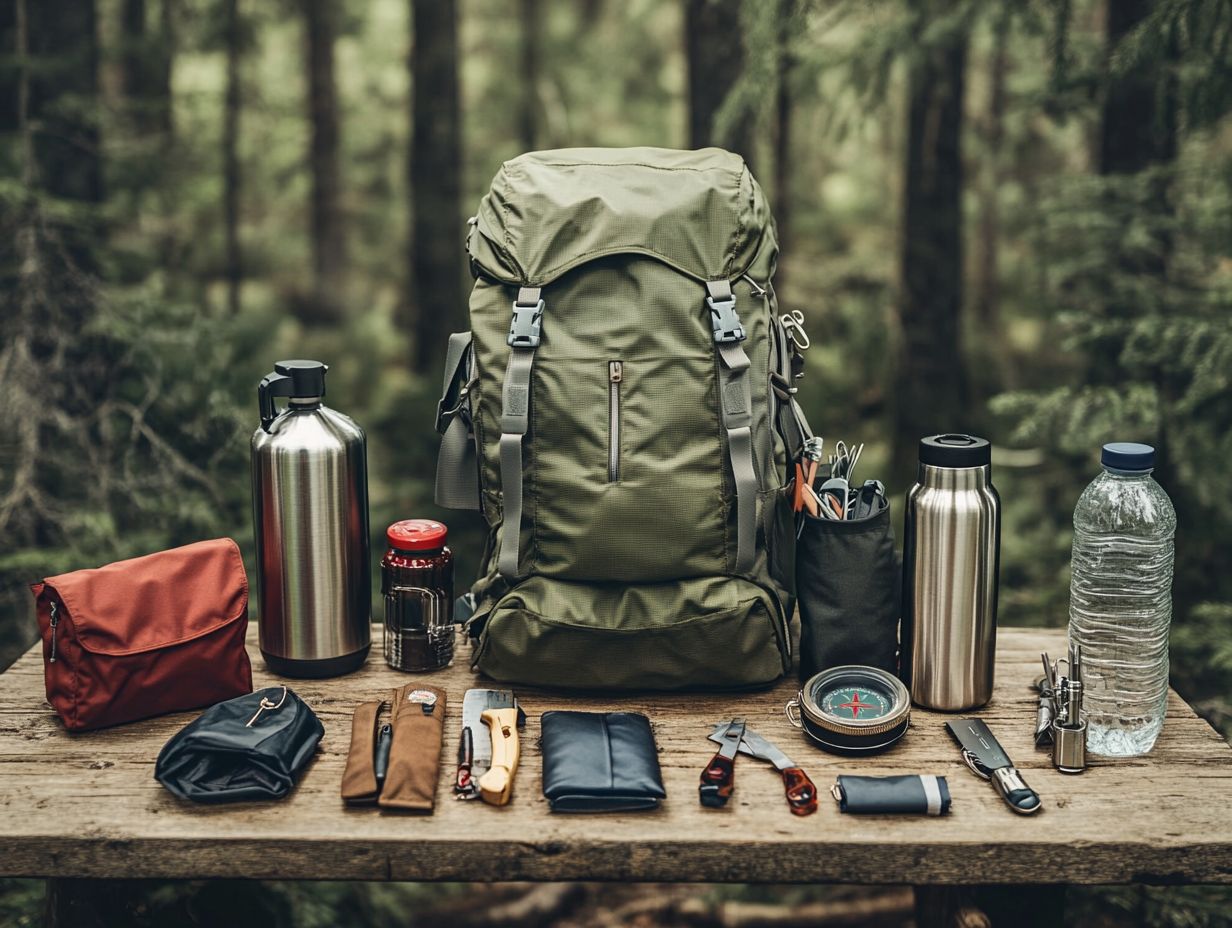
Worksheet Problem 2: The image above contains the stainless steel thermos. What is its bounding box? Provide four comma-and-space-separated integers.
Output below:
251, 360, 371, 677
901, 434, 1001, 710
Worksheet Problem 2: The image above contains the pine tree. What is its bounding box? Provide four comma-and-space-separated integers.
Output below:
303, 0, 347, 323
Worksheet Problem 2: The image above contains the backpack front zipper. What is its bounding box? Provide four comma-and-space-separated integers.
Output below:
48, 600, 60, 663
608, 360, 623, 482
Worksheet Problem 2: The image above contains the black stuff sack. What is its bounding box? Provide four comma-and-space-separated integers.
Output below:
155, 686, 323, 803
796, 497, 900, 679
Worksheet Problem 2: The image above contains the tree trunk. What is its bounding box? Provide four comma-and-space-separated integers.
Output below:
972, 6, 1008, 331
120, 0, 148, 112
25, 0, 102, 282
408, 0, 463, 375
120, 0, 172, 134
158, 0, 175, 136
304, 0, 346, 323
1100, 0, 1178, 176
222, 0, 242, 316
1096, 0, 1178, 321
891, 2, 969, 480
26, 0, 102, 210
969, 5, 1012, 398
773, 0, 795, 264
519, 0, 540, 151
684, 0, 754, 168
0, 0, 18, 135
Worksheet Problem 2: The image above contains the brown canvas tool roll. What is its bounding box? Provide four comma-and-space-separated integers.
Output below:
341, 700, 384, 805
379, 684, 447, 812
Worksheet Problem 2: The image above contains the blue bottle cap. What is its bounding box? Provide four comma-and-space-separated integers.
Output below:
1101, 442, 1155, 472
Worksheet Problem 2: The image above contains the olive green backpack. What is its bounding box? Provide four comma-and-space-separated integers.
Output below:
434, 147, 810, 690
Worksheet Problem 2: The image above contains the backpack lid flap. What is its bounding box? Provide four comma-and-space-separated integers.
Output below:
469, 147, 773, 287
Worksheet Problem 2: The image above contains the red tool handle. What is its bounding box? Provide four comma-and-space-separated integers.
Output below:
699, 751, 736, 808
781, 767, 818, 816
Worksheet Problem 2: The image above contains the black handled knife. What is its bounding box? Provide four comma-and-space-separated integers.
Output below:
945, 718, 1041, 815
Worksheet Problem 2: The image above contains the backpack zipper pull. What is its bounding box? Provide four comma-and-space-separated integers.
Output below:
49, 600, 59, 663
742, 274, 767, 297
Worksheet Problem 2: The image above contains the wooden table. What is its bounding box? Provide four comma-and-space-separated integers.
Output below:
2, 626, 1231, 926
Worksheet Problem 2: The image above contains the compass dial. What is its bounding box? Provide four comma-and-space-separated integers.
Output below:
818, 684, 893, 720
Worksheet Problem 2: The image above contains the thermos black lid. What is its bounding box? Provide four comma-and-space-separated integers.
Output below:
274, 359, 328, 398
919, 433, 991, 468
1101, 441, 1154, 472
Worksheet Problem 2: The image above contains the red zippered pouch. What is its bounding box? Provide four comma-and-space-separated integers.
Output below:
30, 538, 253, 732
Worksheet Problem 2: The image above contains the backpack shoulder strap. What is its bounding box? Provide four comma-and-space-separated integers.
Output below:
497, 286, 545, 579
706, 280, 756, 575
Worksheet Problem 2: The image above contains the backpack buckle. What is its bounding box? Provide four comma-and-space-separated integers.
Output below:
507, 298, 545, 348
708, 295, 746, 344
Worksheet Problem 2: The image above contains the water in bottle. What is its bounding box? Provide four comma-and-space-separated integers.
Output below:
1068, 442, 1176, 756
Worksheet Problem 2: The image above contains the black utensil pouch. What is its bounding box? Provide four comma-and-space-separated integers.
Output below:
155, 686, 324, 803
797, 500, 899, 679
540, 711, 666, 812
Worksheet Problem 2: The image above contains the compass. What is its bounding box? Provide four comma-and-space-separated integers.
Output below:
786, 665, 911, 755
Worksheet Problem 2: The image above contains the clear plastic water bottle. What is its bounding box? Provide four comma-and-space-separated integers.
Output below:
1068, 442, 1176, 756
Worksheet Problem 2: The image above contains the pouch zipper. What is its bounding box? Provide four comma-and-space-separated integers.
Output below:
48, 600, 60, 663
608, 360, 623, 482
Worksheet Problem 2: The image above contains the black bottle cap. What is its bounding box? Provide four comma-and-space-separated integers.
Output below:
1101, 442, 1154, 472
919, 433, 991, 468
274, 359, 328, 398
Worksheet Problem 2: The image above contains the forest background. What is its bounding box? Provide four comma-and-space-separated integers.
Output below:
1, 0, 1231, 925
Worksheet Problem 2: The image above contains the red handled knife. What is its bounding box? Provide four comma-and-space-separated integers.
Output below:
700, 718, 745, 808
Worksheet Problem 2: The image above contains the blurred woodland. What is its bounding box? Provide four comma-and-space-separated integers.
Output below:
2, 0, 1232, 924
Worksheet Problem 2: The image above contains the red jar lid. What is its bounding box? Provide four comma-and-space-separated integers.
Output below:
386, 519, 448, 551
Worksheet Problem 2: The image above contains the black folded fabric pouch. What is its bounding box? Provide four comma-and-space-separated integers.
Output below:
155, 686, 324, 803
833, 774, 951, 816
540, 711, 666, 813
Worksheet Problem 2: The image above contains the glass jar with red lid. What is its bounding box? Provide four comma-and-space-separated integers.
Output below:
381, 519, 454, 672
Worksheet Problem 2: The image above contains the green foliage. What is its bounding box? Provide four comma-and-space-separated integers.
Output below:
1112, 0, 1232, 129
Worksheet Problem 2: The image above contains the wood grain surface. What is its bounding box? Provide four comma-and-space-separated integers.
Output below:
1, 625, 1230, 885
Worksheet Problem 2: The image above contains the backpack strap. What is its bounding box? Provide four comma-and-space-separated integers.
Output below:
770, 312, 812, 464
707, 280, 756, 575
434, 332, 480, 510
497, 287, 545, 579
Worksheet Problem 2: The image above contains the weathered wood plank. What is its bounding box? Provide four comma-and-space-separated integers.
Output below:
1, 626, 1230, 885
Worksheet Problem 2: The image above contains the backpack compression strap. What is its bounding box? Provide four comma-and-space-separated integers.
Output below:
497, 287, 545, 579
434, 331, 480, 510
707, 280, 757, 575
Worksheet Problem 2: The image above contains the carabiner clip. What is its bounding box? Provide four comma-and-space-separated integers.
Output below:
780, 310, 811, 351
960, 748, 992, 780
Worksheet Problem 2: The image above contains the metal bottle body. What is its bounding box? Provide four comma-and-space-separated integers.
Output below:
901, 462, 1001, 710
251, 400, 371, 676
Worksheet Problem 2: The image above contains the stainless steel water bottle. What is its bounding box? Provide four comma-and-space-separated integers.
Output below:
252, 360, 371, 677
901, 434, 1000, 710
